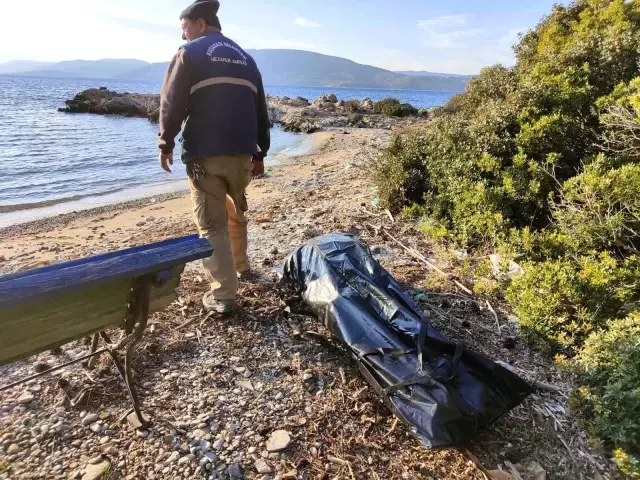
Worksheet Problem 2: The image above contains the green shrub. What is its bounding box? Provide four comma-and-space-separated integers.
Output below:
373, 98, 418, 117
374, 98, 401, 116
598, 76, 640, 161
375, 133, 432, 213
373, 0, 640, 471
343, 99, 361, 113
378, 0, 640, 242
506, 254, 640, 351
575, 313, 640, 477
552, 158, 640, 255
347, 113, 363, 126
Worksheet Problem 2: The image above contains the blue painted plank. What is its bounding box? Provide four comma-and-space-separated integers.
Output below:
0, 235, 212, 307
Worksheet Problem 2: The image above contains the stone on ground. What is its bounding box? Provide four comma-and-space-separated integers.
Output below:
266, 430, 291, 452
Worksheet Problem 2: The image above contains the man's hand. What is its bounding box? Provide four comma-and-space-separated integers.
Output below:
251, 157, 265, 180
159, 151, 174, 173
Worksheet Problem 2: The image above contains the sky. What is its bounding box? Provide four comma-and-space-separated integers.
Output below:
0, 0, 564, 74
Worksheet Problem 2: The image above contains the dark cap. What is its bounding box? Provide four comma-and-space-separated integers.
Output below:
180, 0, 221, 30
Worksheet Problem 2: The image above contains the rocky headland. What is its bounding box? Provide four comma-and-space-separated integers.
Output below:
59, 89, 428, 133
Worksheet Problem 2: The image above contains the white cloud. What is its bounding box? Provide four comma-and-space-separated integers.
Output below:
417, 14, 485, 49
294, 17, 322, 28
417, 14, 471, 29
367, 21, 524, 75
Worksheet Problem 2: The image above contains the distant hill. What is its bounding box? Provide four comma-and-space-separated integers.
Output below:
12, 59, 149, 79
245, 50, 471, 91
122, 62, 171, 82
0, 60, 53, 74
0, 51, 471, 91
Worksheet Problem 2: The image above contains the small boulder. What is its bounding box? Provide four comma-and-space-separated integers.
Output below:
360, 97, 375, 110
266, 430, 291, 452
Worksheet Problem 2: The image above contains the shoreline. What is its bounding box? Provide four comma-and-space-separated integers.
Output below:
0, 188, 189, 240
0, 129, 317, 233
0, 129, 335, 273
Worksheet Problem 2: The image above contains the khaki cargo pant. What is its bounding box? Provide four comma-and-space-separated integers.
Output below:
188, 155, 253, 300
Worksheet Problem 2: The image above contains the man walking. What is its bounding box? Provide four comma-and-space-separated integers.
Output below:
157, 0, 270, 313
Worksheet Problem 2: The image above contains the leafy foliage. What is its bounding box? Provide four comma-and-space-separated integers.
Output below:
373, 98, 419, 117
506, 254, 640, 350
575, 313, 640, 477
375, 1, 640, 471
342, 99, 362, 113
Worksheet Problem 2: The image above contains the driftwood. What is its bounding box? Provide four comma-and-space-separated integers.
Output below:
382, 228, 474, 295
486, 300, 501, 334
496, 361, 565, 394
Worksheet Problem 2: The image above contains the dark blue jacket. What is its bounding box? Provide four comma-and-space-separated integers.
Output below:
158, 32, 270, 162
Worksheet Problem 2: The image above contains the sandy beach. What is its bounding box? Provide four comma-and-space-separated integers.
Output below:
0, 130, 337, 276
0, 129, 607, 480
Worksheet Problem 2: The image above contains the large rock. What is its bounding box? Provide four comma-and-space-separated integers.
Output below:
270, 95, 310, 108
61, 88, 422, 133
311, 93, 339, 112
59, 88, 160, 123
360, 97, 374, 111
314, 93, 338, 104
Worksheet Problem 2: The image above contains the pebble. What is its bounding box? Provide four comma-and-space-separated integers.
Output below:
236, 380, 254, 391
178, 454, 195, 465
17, 393, 35, 404
163, 434, 175, 445
82, 461, 110, 480
205, 452, 218, 462
213, 439, 225, 450
88, 455, 103, 465
82, 414, 99, 426
164, 451, 180, 465
255, 459, 272, 474
103, 446, 118, 456
90, 423, 103, 434
126, 412, 146, 430
266, 431, 291, 452
7, 443, 20, 454
228, 464, 243, 479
